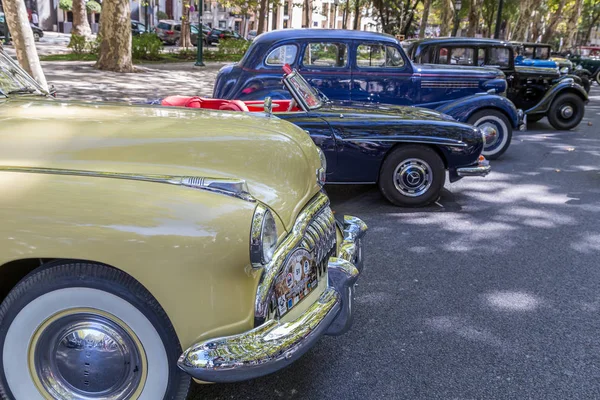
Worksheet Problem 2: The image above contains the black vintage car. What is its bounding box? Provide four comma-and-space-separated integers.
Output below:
159, 67, 491, 207
511, 41, 592, 93
405, 38, 588, 130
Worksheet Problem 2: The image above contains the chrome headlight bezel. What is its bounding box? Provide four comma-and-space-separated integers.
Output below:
575, 64, 583, 71
559, 66, 569, 74
317, 148, 327, 186
250, 205, 278, 268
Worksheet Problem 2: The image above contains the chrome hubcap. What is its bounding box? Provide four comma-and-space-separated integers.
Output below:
560, 105, 574, 119
479, 123, 499, 148
393, 158, 433, 197
34, 313, 143, 399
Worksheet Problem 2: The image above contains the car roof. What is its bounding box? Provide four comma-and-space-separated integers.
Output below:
252, 29, 399, 45
520, 42, 551, 47
410, 37, 512, 47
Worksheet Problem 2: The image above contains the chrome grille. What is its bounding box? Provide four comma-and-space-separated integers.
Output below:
301, 206, 337, 280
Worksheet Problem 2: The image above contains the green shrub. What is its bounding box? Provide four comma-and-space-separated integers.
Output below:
59, 0, 72, 11
216, 38, 250, 55
68, 34, 87, 55
87, 35, 101, 55
86, 0, 101, 14
132, 33, 163, 60
176, 48, 196, 60
157, 10, 168, 20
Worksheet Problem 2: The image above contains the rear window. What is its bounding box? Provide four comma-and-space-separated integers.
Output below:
450, 48, 475, 65
356, 44, 405, 68
265, 44, 298, 66
303, 42, 347, 68
488, 47, 511, 67
157, 22, 171, 30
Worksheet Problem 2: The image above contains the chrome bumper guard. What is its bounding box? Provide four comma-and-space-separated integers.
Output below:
456, 158, 491, 177
517, 109, 527, 131
177, 215, 367, 383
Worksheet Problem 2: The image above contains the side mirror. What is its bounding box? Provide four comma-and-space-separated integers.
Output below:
264, 96, 272, 117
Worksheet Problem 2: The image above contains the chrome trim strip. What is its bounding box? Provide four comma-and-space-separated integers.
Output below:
342, 137, 468, 148
456, 164, 491, 177
0, 166, 255, 201
250, 204, 270, 268
254, 192, 331, 326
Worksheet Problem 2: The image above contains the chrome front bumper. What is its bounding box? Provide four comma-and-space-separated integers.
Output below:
456, 158, 491, 177
177, 215, 367, 383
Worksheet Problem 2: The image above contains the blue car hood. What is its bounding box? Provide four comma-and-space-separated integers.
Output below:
321, 101, 456, 121
515, 58, 557, 69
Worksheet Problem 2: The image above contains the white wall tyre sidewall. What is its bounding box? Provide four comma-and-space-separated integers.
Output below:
3, 287, 169, 400
474, 115, 509, 157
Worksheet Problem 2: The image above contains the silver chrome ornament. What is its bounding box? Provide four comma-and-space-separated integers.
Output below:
264, 97, 273, 117
316, 148, 327, 186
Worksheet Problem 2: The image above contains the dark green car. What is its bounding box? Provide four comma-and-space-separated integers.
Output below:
568, 46, 600, 86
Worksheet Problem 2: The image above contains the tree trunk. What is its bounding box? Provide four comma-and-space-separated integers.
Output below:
257, 0, 268, 33
466, 0, 479, 37
584, 12, 600, 45
96, 0, 134, 72
180, 0, 192, 48
565, 0, 583, 49
2, 0, 48, 90
72, 0, 92, 37
541, 0, 567, 43
419, 0, 431, 38
439, 0, 454, 36
353, 0, 361, 30
342, 0, 349, 29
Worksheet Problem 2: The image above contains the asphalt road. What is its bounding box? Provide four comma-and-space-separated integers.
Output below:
191, 87, 600, 400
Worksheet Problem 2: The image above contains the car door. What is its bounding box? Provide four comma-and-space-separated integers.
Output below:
350, 41, 415, 105
297, 41, 351, 102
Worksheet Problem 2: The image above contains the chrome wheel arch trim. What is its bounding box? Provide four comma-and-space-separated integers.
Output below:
0, 166, 255, 202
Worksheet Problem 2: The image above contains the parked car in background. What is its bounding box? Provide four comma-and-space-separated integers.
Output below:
568, 46, 600, 86
0, 12, 43, 41
206, 28, 246, 46
511, 42, 591, 92
163, 66, 491, 207
131, 20, 146, 36
247, 29, 258, 41
406, 38, 588, 130
155, 19, 180, 44
155, 20, 209, 46
214, 29, 524, 160
0, 46, 367, 400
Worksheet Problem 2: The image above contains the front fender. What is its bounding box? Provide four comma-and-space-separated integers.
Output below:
434, 93, 520, 128
573, 68, 592, 78
526, 79, 588, 115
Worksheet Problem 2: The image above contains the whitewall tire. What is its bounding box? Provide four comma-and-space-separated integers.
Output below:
0, 262, 190, 400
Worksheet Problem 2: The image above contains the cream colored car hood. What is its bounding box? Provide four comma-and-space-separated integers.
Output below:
0, 98, 323, 230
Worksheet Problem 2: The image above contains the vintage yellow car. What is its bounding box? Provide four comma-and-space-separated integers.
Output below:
0, 49, 366, 399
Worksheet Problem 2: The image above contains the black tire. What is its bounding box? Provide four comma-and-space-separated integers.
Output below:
467, 109, 513, 160
0, 261, 190, 400
378, 145, 445, 207
33, 32, 40, 42
547, 92, 585, 130
527, 114, 545, 124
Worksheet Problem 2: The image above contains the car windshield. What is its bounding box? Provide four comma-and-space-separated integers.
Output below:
284, 70, 322, 110
0, 50, 45, 96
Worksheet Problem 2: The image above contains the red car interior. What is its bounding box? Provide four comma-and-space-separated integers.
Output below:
160, 96, 301, 113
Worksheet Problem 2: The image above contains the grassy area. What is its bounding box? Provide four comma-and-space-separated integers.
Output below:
40, 51, 244, 63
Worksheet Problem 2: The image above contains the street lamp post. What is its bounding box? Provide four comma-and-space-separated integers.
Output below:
494, 0, 504, 39
451, 0, 462, 37
195, 0, 205, 66
333, 0, 339, 29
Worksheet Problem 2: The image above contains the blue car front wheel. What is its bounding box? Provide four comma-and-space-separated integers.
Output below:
468, 110, 513, 160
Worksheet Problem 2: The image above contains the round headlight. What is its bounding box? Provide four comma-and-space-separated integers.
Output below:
560, 66, 569, 74
575, 64, 583, 71
250, 205, 278, 268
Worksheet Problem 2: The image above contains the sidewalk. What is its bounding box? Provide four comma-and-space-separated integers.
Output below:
41, 60, 230, 102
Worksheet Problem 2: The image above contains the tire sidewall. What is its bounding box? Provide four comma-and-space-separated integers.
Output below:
0, 262, 189, 400
468, 110, 512, 160
378, 145, 445, 207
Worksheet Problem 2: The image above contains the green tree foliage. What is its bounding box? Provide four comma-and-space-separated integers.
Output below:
86, 0, 102, 14
59, 0, 73, 11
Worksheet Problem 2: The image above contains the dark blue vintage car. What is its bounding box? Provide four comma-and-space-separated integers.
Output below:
162, 68, 491, 207
404, 38, 588, 130
213, 29, 525, 160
